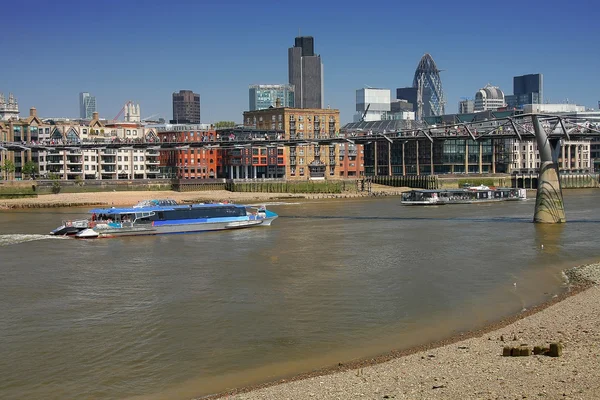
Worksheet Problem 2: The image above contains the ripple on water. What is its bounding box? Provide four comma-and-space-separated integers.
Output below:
0, 234, 69, 247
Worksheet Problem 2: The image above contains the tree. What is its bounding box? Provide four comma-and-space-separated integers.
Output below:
214, 121, 237, 129
22, 160, 39, 180
3, 159, 15, 180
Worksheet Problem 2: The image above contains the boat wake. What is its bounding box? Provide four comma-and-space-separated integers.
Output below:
0, 234, 69, 247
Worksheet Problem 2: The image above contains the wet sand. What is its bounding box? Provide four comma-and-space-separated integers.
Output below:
203, 264, 600, 400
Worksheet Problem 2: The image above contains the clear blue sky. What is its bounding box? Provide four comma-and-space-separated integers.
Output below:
3, 0, 599, 124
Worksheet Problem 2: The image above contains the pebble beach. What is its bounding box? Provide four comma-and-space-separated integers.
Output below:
205, 264, 600, 400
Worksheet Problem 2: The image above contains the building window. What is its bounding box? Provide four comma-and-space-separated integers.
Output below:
127, 130, 131, 136
133, 130, 137, 136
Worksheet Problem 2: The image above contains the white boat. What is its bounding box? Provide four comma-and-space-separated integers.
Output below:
401, 186, 526, 206
50, 199, 278, 238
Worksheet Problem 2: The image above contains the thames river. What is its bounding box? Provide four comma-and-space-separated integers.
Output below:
1, 190, 599, 400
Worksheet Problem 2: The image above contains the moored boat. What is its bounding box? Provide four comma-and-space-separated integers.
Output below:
401, 185, 526, 206
50, 199, 278, 238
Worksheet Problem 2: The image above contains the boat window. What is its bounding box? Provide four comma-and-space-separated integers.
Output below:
157, 212, 165, 220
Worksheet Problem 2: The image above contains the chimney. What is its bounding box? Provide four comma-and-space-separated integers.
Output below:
92, 111, 99, 120
30, 107, 37, 117
275, 97, 282, 108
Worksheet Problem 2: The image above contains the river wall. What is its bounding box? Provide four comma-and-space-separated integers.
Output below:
0, 179, 172, 198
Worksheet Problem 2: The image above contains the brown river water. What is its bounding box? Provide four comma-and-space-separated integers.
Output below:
1, 190, 599, 399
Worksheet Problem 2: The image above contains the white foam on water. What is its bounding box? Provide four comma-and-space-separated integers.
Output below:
0, 234, 69, 247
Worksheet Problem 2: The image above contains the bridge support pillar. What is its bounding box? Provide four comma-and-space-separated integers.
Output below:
533, 115, 566, 223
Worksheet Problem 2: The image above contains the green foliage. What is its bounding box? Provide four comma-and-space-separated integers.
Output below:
2, 159, 15, 180
75, 175, 84, 186
51, 180, 61, 194
214, 121, 237, 128
22, 161, 39, 179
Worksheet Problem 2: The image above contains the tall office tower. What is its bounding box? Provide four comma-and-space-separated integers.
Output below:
172, 90, 200, 124
79, 92, 96, 119
412, 53, 445, 118
288, 36, 323, 109
506, 73, 543, 109
249, 84, 295, 110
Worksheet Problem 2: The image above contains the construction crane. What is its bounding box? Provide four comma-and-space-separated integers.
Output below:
360, 104, 371, 122
113, 100, 134, 122
141, 113, 159, 122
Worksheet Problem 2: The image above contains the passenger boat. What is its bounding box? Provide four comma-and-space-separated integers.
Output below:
50, 199, 278, 238
401, 185, 526, 206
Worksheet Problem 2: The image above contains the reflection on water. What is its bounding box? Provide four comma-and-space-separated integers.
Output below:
1, 190, 599, 400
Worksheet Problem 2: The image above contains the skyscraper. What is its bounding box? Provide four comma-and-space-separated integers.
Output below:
249, 84, 295, 111
171, 90, 200, 124
506, 73, 543, 109
412, 54, 445, 118
79, 92, 96, 119
288, 36, 323, 109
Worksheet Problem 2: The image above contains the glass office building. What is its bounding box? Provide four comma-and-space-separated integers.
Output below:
249, 84, 295, 111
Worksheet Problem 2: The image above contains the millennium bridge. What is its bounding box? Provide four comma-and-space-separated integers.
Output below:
2, 113, 599, 223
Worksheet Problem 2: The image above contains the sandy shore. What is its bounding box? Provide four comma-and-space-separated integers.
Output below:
205, 264, 600, 400
0, 185, 408, 209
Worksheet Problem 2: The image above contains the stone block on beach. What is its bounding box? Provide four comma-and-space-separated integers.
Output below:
510, 347, 521, 357
533, 346, 544, 355
549, 342, 563, 357
519, 347, 532, 356
502, 346, 511, 356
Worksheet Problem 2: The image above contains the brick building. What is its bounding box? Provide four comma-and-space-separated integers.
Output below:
242, 107, 340, 179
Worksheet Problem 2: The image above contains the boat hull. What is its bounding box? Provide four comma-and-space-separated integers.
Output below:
75, 215, 277, 239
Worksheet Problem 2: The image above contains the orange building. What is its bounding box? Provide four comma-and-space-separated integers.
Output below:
157, 129, 221, 179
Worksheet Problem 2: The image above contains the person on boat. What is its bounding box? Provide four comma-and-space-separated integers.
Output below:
91, 213, 97, 221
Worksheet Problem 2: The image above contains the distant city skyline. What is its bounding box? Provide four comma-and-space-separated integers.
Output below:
3, 0, 599, 124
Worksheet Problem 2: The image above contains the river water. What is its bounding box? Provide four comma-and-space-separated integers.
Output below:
1, 190, 600, 400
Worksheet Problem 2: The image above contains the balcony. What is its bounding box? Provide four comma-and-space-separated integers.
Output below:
101, 168, 117, 173
66, 158, 83, 164
46, 158, 63, 165
100, 158, 116, 164
146, 160, 160, 165
100, 149, 117, 155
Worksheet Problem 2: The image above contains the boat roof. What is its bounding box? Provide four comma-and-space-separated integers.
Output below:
89, 203, 246, 214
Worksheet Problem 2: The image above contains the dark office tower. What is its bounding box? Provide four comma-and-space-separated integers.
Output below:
507, 74, 543, 108
171, 90, 200, 124
289, 36, 323, 109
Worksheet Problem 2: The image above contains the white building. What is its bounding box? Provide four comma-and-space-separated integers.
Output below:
125, 102, 141, 122
508, 138, 591, 173
0, 92, 19, 121
354, 88, 391, 122
523, 103, 586, 114
474, 84, 506, 112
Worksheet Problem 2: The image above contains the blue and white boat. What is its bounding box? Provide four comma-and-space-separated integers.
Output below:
50, 199, 278, 239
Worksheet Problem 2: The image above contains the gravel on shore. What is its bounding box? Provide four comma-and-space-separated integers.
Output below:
203, 264, 600, 400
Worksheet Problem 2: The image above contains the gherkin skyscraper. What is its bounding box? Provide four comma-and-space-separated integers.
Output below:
412, 53, 445, 118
